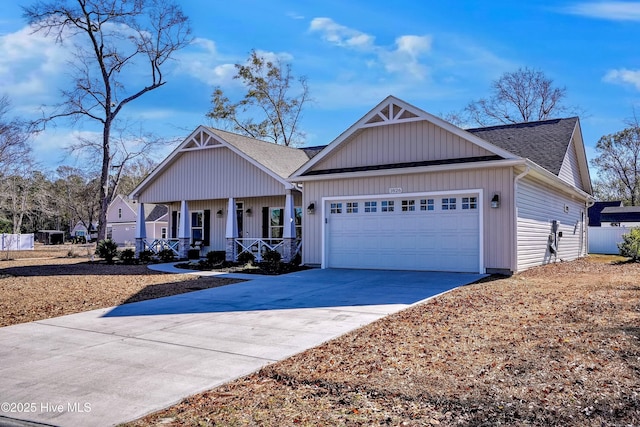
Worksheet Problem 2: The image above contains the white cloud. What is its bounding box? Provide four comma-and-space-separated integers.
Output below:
603, 68, 640, 89
309, 18, 432, 79
286, 12, 305, 20
0, 25, 70, 102
563, 2, 640, 21
309, 18, 375, 50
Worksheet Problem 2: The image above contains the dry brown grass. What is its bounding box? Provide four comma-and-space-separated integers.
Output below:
123, 257, 640, 427
0, 244, 241, 327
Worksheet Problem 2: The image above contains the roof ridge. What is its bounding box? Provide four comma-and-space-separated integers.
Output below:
466, 116, 578, 132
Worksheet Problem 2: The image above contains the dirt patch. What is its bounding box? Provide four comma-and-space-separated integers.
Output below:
124, 257, 640, 427
0, 245, 242, 327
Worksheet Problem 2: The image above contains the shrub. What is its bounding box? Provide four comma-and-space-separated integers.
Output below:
119, 248, 136, 264
262, 248, 282, 264
95, 239, 119, 264
158, 248, 176, 262
618, 227, 640, 261
138, 250, 154, 263
206, 250, 226, 265
237, 251, 255, 265
259, 248, 283, 274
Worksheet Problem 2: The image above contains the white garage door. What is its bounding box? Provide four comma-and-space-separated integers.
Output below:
325, 194, 481, 272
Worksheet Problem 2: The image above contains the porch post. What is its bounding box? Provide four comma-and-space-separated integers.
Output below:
282, 190, 297, 263
134, 202, 146, 258
225, 197, 237, 261
178, 200, 190, 259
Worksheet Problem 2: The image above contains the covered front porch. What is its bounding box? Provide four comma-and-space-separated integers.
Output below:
134, 191, 303, 262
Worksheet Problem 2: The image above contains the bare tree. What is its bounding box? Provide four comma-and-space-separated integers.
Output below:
592, 126, 640, 206
54, 166, 101, 235
207, 50, 311, 146
0, 95, 31, 169
23, 0, 192, 240
465, 67, 570, 126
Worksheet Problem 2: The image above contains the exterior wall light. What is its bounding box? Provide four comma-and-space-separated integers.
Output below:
216, 209, 223, 218
491, 193, 500, 208
245, 208, 252, 216
307, 202, 315, 214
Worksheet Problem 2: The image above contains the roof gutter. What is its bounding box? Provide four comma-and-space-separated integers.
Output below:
288, 158, 527, 183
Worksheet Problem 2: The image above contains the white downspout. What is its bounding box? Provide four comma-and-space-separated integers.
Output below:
513, 165, 531, 273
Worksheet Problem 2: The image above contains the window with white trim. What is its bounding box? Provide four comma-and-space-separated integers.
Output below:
462, 197, 478, 210
270, 207, 303, 238
364, 201, 377, 212
346, 202, 358, 213
420, 199, 435, 211
381, 200, 395, 212
401, 200, 416, 211
442, 198, 457, 210
330, 202, 342, 214
191, 211, 204, 241
118, 208, 122, 219
161, 227, 167, 239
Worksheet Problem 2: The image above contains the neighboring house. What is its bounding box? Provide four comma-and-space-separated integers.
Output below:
71, 221, 98, 242
130, 96, 593, 274
290, 96, 592, 274
106, 195, 169, 246
588, 201, 623, 227
129, 126, 312, 260
599, 206, 640, 227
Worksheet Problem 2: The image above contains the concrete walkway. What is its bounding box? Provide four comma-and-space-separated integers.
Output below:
0, 268, 484, 427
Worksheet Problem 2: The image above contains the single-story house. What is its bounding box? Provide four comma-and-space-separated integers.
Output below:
106, 194, 168, 247
71, 221, 98, 242
599, 206, 640, 227
130, 96, 593, 274
588, 201, 623, 227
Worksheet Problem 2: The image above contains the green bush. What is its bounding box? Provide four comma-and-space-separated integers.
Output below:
618, 227, 640, 261
95, 239, 119, 264
138, 250, 154, 263
259, 248, 282, 274
237, 251, 255, 265
206, 250, 226, 265
158, 248, 176, 262
119, 248, 136, 264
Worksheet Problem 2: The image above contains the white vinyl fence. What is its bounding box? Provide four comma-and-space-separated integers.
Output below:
0, 233, 35, 251
588, 227, 630, 254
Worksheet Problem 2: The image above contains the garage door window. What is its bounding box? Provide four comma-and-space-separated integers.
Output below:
364, 201, 377, 212
420, 199, 434, 211
346, 202, 358, 213
442, 198, 457, 210
401, 200, 416, 211
462, 197, 477, 210
330, 203, 343, 214
381, 200, 395, 212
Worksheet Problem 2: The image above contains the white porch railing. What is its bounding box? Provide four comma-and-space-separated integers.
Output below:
235, 238, 301, 262
143, 238, 179, 256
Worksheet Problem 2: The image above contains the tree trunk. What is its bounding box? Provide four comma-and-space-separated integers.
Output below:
97, 120, 111, 241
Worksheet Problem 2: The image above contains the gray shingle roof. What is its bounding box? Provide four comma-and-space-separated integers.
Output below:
600, 206, 640, 223
467, 117, 578, 175
207, 128, 311, 179
145, 204, 168, 222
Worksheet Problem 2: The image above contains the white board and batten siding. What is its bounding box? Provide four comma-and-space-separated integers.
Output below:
516, 177, 587, 271
139, 148, 286, 204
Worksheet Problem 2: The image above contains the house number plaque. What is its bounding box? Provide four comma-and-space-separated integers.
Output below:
388, 187, 402, 194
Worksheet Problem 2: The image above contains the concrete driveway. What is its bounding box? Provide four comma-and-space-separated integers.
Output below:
0, 268, 484, 427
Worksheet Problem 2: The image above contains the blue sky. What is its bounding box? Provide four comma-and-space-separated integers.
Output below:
2, 1, 640, 177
